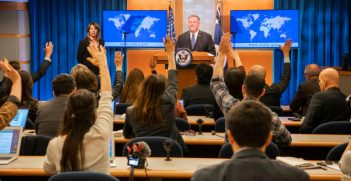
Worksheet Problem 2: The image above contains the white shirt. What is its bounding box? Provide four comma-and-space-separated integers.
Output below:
189, 30, 200, 42
43, 91, 113, 174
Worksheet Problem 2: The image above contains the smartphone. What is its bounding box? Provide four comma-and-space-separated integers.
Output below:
127, 155, 139, 167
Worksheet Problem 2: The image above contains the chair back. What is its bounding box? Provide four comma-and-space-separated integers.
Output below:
218, 142, 280, 159
215, 117, 225, 133
185, 104, 214, 117
175, 117, 190, 131
115, 103, 131, 115
48, 171, 120, 181
122, 136, 183, 157
268, 106, 284, 116
312, 121, 351, 134
326, 142, 348, 161
19, 135, 52, 156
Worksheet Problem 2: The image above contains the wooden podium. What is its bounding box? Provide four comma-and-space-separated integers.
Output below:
153, 52, 215, 98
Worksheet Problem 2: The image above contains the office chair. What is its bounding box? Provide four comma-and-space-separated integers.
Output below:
312, 121, 351, 134
48, 171, 120, 181
175, 117, 190, 132
20, 135, 52, 156
115, 103, 131, 115
326, 142, 348, 161
215, 117, 225, 133
185, 104, 214, 117
122, 136, 183, 157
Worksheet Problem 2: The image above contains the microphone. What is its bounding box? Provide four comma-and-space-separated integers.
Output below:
163, 139, 173, 161
196, 119, 204, 135
127, 141, 151, 168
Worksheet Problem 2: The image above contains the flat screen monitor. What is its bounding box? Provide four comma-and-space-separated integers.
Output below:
230, 10, 299, 48
103, 10, 167, 48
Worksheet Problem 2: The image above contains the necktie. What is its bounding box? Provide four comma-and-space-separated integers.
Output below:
191, 34, 195, 49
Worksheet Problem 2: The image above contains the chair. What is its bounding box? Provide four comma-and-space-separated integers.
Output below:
175, 117, 190, 131
48, 171, 120, 181
218, 142, 280, 159
122, 136, 183, 157
268, 106, 284, 116
215, 117, 225, 133
185, 104, 214, 117
326, 142, 348, 161
312, 121, 351, 134
20, 135, 52, 156
115, 103, 131, 115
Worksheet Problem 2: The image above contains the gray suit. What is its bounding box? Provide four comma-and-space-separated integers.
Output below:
35, 96, 69, 137
191, 148, 309, 181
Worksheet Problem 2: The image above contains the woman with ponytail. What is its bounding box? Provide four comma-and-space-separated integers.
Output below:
43, 44, 112, 174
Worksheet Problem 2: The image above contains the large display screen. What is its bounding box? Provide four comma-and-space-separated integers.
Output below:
230, 10, 299, 48
103, 10, 167, 48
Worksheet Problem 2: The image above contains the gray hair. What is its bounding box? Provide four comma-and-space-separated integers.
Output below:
188, 14, 200, 21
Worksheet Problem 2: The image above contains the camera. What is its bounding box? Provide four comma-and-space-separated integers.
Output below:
127, 154, 140, 167
127, 153, 146, 168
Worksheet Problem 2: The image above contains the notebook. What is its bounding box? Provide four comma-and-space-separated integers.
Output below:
0, 127, 23, 164
9, 109, 29, 128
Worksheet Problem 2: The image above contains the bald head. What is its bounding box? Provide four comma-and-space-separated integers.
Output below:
318, 68, 339, 91
305, 64, 320, 80
249, 65, 266, 80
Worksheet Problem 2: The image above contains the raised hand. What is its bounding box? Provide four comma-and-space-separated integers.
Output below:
219, 32, 231, 54
279, 39, 292, 58
114, 51, 124, 70
0, 58, 20, 83
163, 35, 175, 54
45, 41, 53, 59
87, 44, 107, 67
149, 58, 157, 71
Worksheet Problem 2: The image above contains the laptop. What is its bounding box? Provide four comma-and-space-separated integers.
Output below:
109, 138, 116, 167
0, 127, 23, 164
9, 109, 29, 128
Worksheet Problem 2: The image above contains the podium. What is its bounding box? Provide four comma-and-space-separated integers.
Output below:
153, 52, 215, 98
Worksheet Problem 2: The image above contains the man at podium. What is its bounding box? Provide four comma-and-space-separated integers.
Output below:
176, 15, 216, 56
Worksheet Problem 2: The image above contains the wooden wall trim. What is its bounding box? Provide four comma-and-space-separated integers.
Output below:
0, 2, 28, 11
0, 34, 30, 38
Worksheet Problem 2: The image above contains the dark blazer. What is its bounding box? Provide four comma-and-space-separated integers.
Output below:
290, 79, 320, 116
175, 31, 216, 55
123, 70, 186, 151
300, 87, 351, 133
181, 84, 223, 120
35, 96, 69, 137
191, 148, 309, 181
77, 38, 104, 75
31, 59, 52, 83
260, 63, 291, 107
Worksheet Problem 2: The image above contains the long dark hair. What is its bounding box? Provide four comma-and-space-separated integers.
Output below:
86, 22, 101, 41
19, 71, 35, 103
120, 68, 144, 103
60, 89, 97, 171
132, 74, 166, 126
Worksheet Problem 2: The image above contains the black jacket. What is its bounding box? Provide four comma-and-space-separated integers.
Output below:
77, 38, 104, 75
290, 79, 320, 116
175, 30, 216, 55
260, 63, 291, 107
300, 87, 351, 133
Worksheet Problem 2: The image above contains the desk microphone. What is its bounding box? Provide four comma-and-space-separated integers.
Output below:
163, 139, 173, 161
196, 119, 204, 135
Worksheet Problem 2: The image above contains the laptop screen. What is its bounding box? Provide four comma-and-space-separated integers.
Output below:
0, 129, 21, 154
9, 109, 29, 127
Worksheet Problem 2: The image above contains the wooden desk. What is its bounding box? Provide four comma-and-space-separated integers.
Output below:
115, 133, 350, 148
280, 116, 302, 127
114, 115, 216, 126
0, 156, 342, 180
114, 115, 298, 127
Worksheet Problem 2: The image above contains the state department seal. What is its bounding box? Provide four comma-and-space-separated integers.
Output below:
175, 48, 192, 67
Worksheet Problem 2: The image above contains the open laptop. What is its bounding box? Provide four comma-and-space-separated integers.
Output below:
0, 127, 23, 164
9, 109, 29, 128
109, 138, 116, 167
